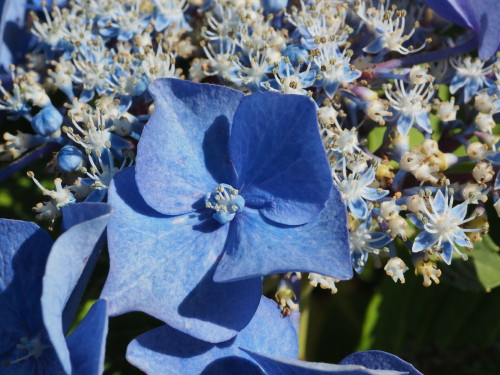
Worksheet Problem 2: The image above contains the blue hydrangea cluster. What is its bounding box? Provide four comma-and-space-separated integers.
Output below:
1, 0, 500, 373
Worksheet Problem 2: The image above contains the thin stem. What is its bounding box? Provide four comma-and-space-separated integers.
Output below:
299, 283, 314, 360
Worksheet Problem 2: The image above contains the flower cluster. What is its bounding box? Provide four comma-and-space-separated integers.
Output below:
1, 0, 500, 373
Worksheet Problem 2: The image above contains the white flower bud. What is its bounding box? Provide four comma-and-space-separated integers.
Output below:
472, 162, 495, 184
384, 257, 409, 283
409, 65, 434, 85
421, 139, 439, 156
317, 106, 339, 126
476, 113, 496, 133
437, 97, 458, 122
474, 91, 496, 113
399, 151, 421, 171
467, 142, 488, 161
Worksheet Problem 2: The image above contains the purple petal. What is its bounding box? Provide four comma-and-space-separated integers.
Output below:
136, 78, 244, 216
229, 92, 332, 225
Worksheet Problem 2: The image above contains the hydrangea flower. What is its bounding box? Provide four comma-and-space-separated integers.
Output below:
350, 215, 392, 274
422, 0, 500, 60
102, 78, 351, 343
333, 166, 389, 219
0, 203, 110, 374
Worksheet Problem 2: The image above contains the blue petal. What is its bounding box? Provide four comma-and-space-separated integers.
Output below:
229, 92, 332, 225
486, 152, 500, 166
415, 111, 432, 134
361, 187, 389, 201
84, 189, 107, 202
65, 299, 108, 375
102, 167, 261, 343
126, 297, 298, 374
347, 196, 369, 219
339, 350, 423, 375
79, 89, 94, 102
477, 5, 500, 60
407, 214, 424, 229
421, 0, 472, 29
136, 78, 244, 216
41, 203, 110, 374
214, 189, 352, 282
323, 80, 341, 99
396, 113, 414, 136
369, 232, 392, 249
59, 203, 111, 331
449, 74, 468, 94
0, 219, 52, 332
363, 36, 386, 54
412, 230, 438, 252
0, 0, 29, 72
352, 251, 369, 274
464, 77, 482, 103
452, 230, 472, 248
451, 200, 468, 221
0, 219, 65, 373
242, 349, 405, 375
431, 190, 446, 215
441, 241, 454, 265
495, 170, 500, 190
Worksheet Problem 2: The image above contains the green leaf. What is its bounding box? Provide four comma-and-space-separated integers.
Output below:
471, 235, 500, 291
440, 235, 500, 292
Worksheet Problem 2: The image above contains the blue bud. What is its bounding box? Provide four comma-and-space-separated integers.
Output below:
31, 104, 63, 136
261, 0, 288, 13
57, 145, 83, 172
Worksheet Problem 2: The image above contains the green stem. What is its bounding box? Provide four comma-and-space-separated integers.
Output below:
298, 283, 314, 360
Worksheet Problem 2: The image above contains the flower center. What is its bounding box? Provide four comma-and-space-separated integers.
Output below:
205, 183, 245, 225
2, 334, 47, 368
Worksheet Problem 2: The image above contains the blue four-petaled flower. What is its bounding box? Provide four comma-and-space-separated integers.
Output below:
102, 78, 352, 343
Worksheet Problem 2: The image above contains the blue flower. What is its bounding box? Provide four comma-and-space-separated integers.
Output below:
410, 188, 478, 264
422, 0, 500, 60
313, 44, 361, 99
102, 78, 351, 343
333, 166, 389, 219
152, 0, 192, 32
384, 80, 434, 136
0, 203, 111, 374
449, 56, 494, 103
350, 215, 392, 274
